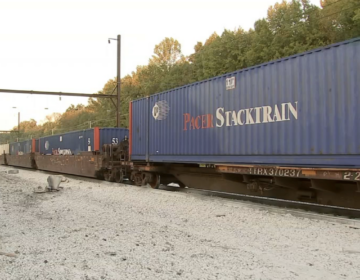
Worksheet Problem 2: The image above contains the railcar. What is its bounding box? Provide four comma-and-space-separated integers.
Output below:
128, 37, 360, 208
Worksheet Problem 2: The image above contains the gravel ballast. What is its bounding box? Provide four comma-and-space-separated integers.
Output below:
1, 166, 360, 280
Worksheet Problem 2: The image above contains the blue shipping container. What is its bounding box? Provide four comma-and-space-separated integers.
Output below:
35, 139, 39, 153
130, 38, 360, 167
98, 127, 129, 150
10, 139, 33, 155
39, 129, 94, 155
39, 127, 128, 155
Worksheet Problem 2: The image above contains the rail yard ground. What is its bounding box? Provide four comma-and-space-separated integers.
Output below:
1, 166, 360, 280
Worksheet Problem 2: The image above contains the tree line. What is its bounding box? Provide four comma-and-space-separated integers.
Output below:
1, 0, 359, 144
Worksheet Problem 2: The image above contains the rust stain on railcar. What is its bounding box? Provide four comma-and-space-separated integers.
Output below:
217, 164, 360, 172
216, 164, 360, 182
35, 154, 104, 178
301, 170, 316, 176
6, 154, 36, 169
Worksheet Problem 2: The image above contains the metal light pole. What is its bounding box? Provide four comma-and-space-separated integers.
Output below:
108, 35, 121, 128
12, 107, 20, 133
18, 112, 20, 133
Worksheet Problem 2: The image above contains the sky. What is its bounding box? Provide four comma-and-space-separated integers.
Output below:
0, 0, 321, 131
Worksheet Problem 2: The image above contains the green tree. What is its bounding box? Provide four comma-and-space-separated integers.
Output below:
150, 37, 184, 69
321, 0, 360, 41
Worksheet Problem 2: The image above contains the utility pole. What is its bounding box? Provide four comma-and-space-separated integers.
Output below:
117, 35, 121, 128
109, 34, 121, 128
18, 112, 20, 133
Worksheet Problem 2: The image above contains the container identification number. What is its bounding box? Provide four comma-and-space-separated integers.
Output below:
343, 172, 360, 181
226, 77, 236, 90
249, 168, 302, 177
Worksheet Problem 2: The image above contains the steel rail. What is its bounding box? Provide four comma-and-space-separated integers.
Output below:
158, 185, 360, 221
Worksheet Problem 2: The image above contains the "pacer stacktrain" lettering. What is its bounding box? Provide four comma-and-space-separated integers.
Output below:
183, 102, 298, 131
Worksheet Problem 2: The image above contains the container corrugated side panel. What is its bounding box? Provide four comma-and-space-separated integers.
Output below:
24, 140, 32, 154
143, 38, 360, 167
40, 129, 94, 155
131, 99, 148, 160
84, 129, 94, 151
9, 143, 15, 155
99, 128, 129, 150
9, 140, 32, 155
0, 144, 9, 154
35, 139, 39, 153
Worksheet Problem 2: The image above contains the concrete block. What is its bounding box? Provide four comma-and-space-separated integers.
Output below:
47, 175, 62, 190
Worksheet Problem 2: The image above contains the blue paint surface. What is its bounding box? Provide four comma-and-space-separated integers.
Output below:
131, 38, 360, 167
38, 128, 128, 155
39, 129, 94, 155
10, 140, 32, 155
131, 99, 149, 160
99, 128, 129, 149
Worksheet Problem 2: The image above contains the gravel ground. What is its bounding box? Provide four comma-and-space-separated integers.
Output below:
1, 166, 360, 280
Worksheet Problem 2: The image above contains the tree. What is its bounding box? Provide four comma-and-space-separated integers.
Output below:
46, 113, 61, 123
245, 19, 275, 66
321, 0, 360, 41
150, 37, 183, 69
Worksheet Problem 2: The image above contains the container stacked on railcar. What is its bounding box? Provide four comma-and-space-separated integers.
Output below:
130, 37, 360, 168
10, 139, 34, 155
35, 127, 129, 178
4, 139, 36, 168
1, 127, 129, 177
38, 127, 128, 155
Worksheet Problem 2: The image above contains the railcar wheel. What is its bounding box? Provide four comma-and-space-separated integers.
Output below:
149, 174, 161, 189
131, 172, 144, 186
104, 171, 111, 182
115, 169, 124, 183
104, 170, 115, 182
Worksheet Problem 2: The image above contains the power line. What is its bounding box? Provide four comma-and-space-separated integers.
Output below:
0, 89, 116, 98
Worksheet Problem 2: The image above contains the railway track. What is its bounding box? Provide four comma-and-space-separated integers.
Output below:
159, 185, 360, 225
4, 166, 360, 224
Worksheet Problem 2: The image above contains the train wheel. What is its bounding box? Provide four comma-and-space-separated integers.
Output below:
131, 172, 143, 186
104, 170, 115, 182
104, 171, 111, 182
149, 174, 161, 189
115, 169, 124, 183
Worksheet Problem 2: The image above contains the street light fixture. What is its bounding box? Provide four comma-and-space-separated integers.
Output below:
108, 35, 121, 128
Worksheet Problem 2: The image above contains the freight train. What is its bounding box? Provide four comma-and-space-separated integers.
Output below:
1, 37, 360, 209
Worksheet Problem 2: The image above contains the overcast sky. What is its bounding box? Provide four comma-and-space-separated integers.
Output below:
0, 0, 320, 130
